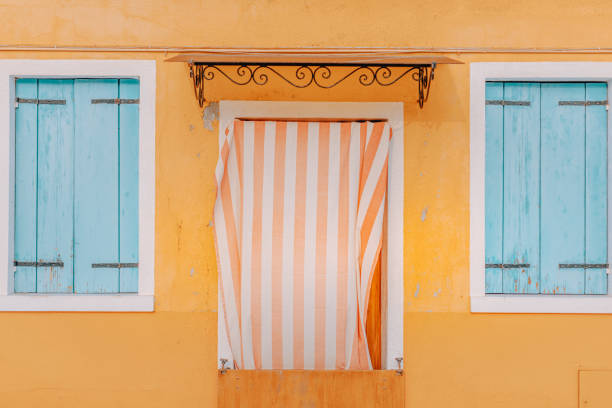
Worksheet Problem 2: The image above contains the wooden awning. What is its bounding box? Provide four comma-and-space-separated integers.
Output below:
166, 49, 463, 108
166, 52, 461, 66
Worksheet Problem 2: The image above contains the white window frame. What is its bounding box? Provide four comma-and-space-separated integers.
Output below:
471, 62, 612, 313
217, 101, 404, 369
0, 60, 155, 311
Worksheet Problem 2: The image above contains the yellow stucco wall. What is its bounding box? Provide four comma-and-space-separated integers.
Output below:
2, 1, 612, 406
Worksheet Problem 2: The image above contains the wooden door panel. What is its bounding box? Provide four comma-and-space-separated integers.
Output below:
218, 370, 405, 408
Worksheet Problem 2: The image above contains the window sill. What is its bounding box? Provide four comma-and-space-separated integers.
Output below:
471, 295, 612, 314
0, 294, 154, 312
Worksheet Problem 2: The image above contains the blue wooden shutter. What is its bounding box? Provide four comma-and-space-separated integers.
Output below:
73, 79, 140, 293
14, 78, 139, 294
485, 81, 608, 295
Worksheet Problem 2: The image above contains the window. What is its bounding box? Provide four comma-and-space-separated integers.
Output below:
0, 60, 155, 311
15, 78, 139, 294
217, 101, 404, 369
485, 81, 607, 295
471, 63, 612, 313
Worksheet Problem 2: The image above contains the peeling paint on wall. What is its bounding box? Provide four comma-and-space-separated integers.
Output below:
414, 283, 420, 297
421, 207, 428, 222
202, 101, 219, 131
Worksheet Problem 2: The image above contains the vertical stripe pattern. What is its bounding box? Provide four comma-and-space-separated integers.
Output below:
214, 120, 390, 370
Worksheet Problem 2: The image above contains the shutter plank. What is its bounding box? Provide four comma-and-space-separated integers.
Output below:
541, 83, 586, 294
74, 79, 119, 293
14, 79, 38, 292
118, 79, 139, 293
484, 82, 504, 293
36, 79, 75, 293
585, 83, 608, 294
502, 83, 540, 294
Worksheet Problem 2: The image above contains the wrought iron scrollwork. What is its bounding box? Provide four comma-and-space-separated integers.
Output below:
189, 62, 436, 109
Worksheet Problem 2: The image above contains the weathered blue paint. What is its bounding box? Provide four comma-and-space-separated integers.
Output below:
541, 83, 587, 294
485, 81, 608, 295
118, 79, 139, 293
484, 82, 504, 293
74, 79, 120, 293
14, 79, 38, 292
13, 78, 140, 294
502, 83, 540, 294
36, 80, 75, 293
585, 83, 608, 294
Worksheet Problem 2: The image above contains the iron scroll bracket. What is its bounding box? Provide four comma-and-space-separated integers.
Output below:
188, 61, 436, 109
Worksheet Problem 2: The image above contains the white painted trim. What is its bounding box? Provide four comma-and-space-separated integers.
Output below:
472, 295, 612, 314
0, 294, 153, 312
218, 101, 404, 369
0, 60, 156, 311
470, 62, 612, 313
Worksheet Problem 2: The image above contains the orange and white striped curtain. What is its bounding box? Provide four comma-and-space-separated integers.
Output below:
214, 119, 390, 370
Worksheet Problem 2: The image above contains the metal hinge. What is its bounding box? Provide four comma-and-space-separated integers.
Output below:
219, 358, 230, 374
486, 100, 530, 106
14, 260, 64, 267
91, 98, 139, 104
559, 263, 609, 268
15, 97, 66, 107
558, 100, 608, 106
91, 263, 138, 268
395, 357, 403, 375
485, 263, 530, 269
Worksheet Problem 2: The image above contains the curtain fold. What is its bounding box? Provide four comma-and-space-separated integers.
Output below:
214, 119, 390, 370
